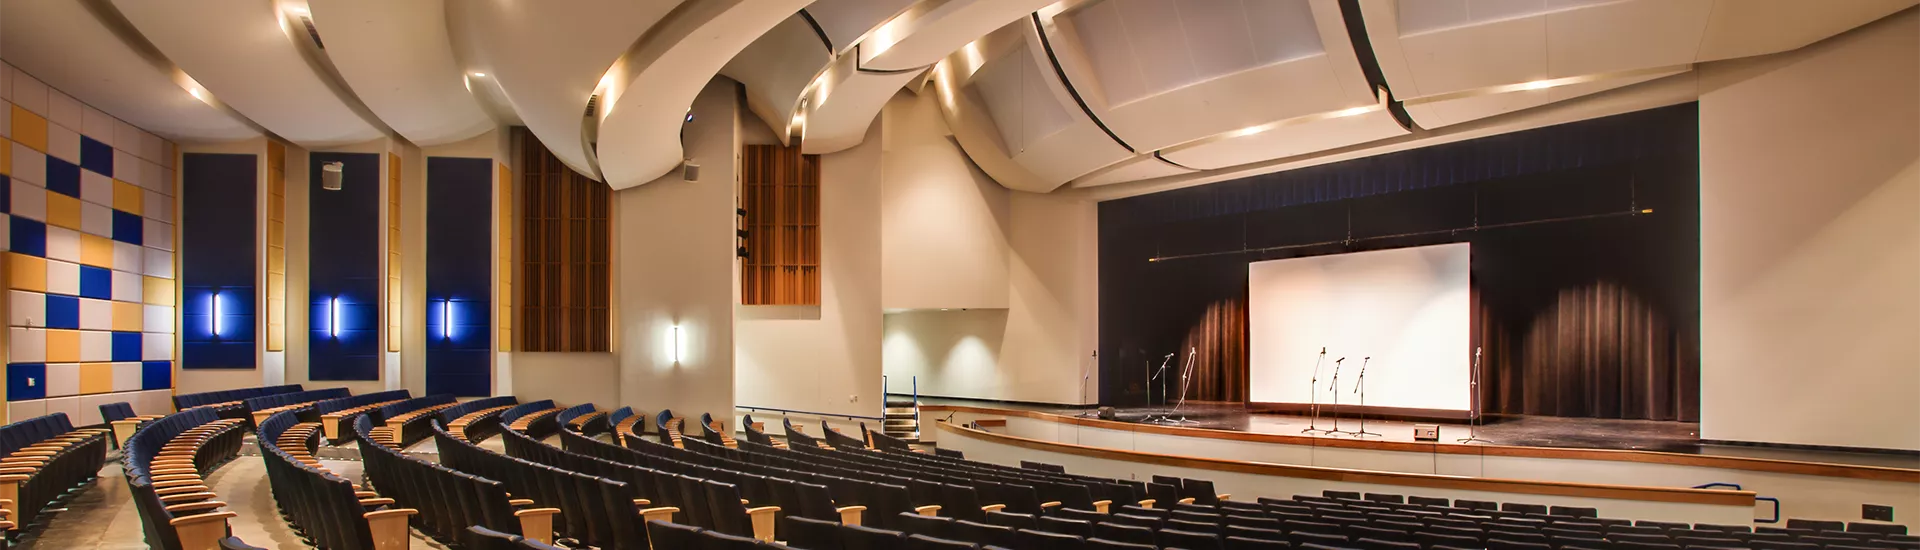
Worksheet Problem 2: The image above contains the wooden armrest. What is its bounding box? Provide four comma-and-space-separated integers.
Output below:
153, 474, 201, 482
638, 506, 679, 523
1217, 494, 1231, 501
837, 505, 867, 526
151, 467, 198, 476
160, 492, 218, 504
515, 508, 562, 517
355, 491, 379, 498
746, 506, 780, 542
914, 505, 942, 517
165, 500, 227, 514
169, 511, 237, 550
516, 507, 563, 545
1137, 499, 1156, 509
155, 485, 209, 496
508, 499, 534, 507
11, 450, 54, 457
1040, 501, 1062, 509
359, 498, 395, 507
1093, 500, 1112, 514
1178, 497, 1195, 505
154, 479, 204, 489
981, 504, 1007, 513
632, 499, 651, 507
0, 468, 37, 476
364, 508, 418, 550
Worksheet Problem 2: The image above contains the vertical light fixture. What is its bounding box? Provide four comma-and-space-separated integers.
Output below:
329, 296, 341, 339
442, 300, 453, 341
211, 290, 222, 337
669, 325, 684, 364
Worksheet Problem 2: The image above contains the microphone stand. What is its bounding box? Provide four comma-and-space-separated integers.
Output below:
1165, 347, 1200, 424
1328, 358, 1347, 435
1146, 353, 1176, 424
1351, 357, 1379, 438
1076, 351, 1098, 418
1302, 348, 1331, 434
1459, 347, 1488, 443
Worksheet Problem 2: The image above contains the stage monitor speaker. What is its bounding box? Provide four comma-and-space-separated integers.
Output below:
1097, 407, 1116, 420
1413, 424, 1439, 441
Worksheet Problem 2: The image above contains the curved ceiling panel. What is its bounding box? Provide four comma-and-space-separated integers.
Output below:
1694, 0, 1919, 61
804, 0, 919, 54
799, 56, 922, 154
860, 0, 1059, 72
0, 1, 257, 141
112, 0, 381, 146
446, 0, 681, 179
932, 24, 1132, 192
1070, 155, 1194, 188
721, 15, 833, 144
307, 0, 493, 146
1158, 107, 1408, 170
595, 0, 814, 190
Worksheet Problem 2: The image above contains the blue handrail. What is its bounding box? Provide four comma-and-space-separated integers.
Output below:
734, 404, 884, 422
1693, 482, 1781, 524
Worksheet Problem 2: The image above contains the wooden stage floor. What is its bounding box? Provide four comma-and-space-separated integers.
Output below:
914, 397, 1920, 470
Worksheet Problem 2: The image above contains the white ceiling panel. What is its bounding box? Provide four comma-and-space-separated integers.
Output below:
1159, 108, 1408, 170
860, 0, 1058, 72
805, 0, 919, 54
1070, 155, 1195, 188
445, 0, 681, 179
722, 15, 834, 143
1067, 0, 1327, 106
968, 44, 1076, 157
308, 0, 493, 146
0, 1, 256, 142
800, 58, 922, 154
112, 0, 381, 146
1695, 0, 1919, 61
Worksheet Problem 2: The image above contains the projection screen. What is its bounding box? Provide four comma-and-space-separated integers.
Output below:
1247, 243, 1471, 411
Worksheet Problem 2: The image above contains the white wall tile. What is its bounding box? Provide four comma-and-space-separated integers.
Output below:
79, 330, 111, 362
9, 290, 45, 328
8, 183, 42, 222
139, 132, 165, 164
44, 363, 78, 397
113, 150, 141, 187
78, 298, 111, 331
44, 228, 80, 263
8, 401, 47, 424
45, 259, 79, 296
142, 305, 173, 333
10, 328, 46, 363
45, 124, 80, 164
111, 271, 142, 303
78, 393, 115, 425
11, 71, 47, 117
143, 249, 173, 279
0, 63, 14, 103
46, 91, 82, 131
81, 105, 116, 146
81, 202, 112, 238
113, 120, 143, 157
113, 242, 143, 273
81, 170, 112, 205
143, 191, 173, 223
142, 332, 173, 361
111, 362, 142, 392
1, 99, 10, 139
143, 219, 173, 251
141, 161, 170, 193
12, 142, 45, 187
44, 396, 80, 423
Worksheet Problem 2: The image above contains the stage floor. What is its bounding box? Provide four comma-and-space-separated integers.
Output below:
915, 397, 1919, 470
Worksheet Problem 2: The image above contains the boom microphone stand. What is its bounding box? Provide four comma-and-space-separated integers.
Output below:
1146, 353, 1176, 424
1163, 348, 1201, 424
1458, 347, 1489, 444
1328, 357, 1347, 436
1302, 348, 1331, 434
1351, 357, 1379, 438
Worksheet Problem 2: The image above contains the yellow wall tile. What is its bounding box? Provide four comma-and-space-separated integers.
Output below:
111, 301, 143, 332
80, 234, 114, 268
1, 137, 11, 176
144, 276, 175, 306
112, 180, 143, 216
45, 192, 81, 229
45, 329, 80, 363
79, 362, 113, 394
9, 253, 47, 292
11, 105, 47, 153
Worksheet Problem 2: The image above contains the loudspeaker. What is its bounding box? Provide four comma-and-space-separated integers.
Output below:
1413, 424, 1439, 441
1097, 406, 1116, 420
682, 161, 701, 182
321, 161, 344, 191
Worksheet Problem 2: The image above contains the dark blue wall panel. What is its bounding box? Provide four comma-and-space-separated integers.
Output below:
426, 157, 492, 397
309, 152, 382, 381
181, 153, 257, 369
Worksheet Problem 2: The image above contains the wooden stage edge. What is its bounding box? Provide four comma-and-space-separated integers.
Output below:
920, 404, 1920, 484
935, 421, 1756, 507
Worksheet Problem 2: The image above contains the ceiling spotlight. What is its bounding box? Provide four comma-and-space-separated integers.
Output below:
471, 72, 487, 77
188, 88, 202, 99
1520, 79, 1555, 91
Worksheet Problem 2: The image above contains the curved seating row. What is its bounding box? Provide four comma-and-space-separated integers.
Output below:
501, 402, 565, 440
101, 401, 168, 449
438, 396, 519, 443
121, 407, 249, 550
0, 412, 109, 537
462, 525, 563, 550
314, 390, 412, 443
256, 412, 414, 550
357, 416, 562, 547
373, 395, 456, 449
243, 388, 352, 428
700, 412, 741, 449
172, 384, 302, 419
434, 417, 662, 548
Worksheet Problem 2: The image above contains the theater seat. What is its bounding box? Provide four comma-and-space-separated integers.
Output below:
909, 534, 983, 550
1227, 536, 1291, 550
1088, 539, 1156, 550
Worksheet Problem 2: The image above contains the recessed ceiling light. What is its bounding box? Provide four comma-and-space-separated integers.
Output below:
188, 88, 202, 99
471, 72, 487, 77
1520, 79, 1555, 90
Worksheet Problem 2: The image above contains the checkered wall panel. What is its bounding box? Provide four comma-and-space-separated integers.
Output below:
1, 63, 175, 423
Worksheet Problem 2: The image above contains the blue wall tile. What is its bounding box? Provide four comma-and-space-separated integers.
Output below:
141, 361, 172, 391
45, 157, 80, 197
111, 210, 143, 245
80, 137, 113, 177
78, 265, 112, 299
44, 295, 78, 329
112, 331, 143, 362
10, 216, 45, 257
8, 363, 45, 401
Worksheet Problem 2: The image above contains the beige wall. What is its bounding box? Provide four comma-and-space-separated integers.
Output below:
1699, 9, 1920, 451
735, 119, 886, 418
511, 352, 620, 407
880, 92, 1010, 310
615, 78, 741, 419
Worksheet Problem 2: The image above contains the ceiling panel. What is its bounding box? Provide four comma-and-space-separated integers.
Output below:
722, 15, 834, 143
112, 0, 381, 147
0, 0, 256, 142
805, 0, 919, 53
1159, 108, 1409, 170
1068, 0, 1325, 106
308, 0, 493, 146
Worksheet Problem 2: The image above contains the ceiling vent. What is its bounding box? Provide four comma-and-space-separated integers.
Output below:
584, 94, 600, 118
299, 17, 325, 49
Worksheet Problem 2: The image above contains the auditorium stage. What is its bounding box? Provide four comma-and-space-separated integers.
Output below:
913, 397, 1919, 470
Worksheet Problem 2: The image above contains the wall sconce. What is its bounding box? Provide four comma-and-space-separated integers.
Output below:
329, 296, 341, 340
442, 300, 453, 341
669, 325, 685, 364
211, 290, 223, 338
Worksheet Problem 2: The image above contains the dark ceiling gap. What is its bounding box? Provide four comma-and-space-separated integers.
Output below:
1030, 12, 1135, 154
1337, 0, 1418, 131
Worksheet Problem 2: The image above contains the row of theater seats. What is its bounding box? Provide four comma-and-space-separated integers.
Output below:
119, 406, 250, 550
357, 399, 580, 548
170, 384, 304, 420
446, 413, 683, 548
370, 395, 457, 448
242, 388, 351, 428
443, 396, 520, 443
314, 389, 412, 443
257, 411, 415, 550
0, 412, 110, 541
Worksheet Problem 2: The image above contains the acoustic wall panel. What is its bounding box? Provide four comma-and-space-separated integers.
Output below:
308, 152, 381, 380
266, 142, 286, 351
2, 64, 176, 413
180, 153, 256, 368
425, 157, 491, 396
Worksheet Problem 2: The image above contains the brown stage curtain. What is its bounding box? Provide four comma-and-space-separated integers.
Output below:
1477, 280, 1695, 420
1178, 298, 1249, 402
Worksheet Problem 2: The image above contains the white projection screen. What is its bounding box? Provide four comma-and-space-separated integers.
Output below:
1248, 243, 1471, 411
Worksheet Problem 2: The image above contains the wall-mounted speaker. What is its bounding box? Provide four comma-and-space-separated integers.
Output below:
683, 161, 701, 182
322, 161, 344, 191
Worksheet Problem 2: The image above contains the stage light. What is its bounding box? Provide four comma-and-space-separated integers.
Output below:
329, 296, 341, 339
1640, 208, 1654, 214
442, 300, 453, 341
211, 291, 222, 337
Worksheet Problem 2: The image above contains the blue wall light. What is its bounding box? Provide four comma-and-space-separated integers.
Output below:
210, 290, 222, 338
329, 296, 341, 339
441, 300, 453, 341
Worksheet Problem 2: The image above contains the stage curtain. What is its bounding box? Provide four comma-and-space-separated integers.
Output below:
1477, 280, 1695, 420
1178, 298, 1249, 402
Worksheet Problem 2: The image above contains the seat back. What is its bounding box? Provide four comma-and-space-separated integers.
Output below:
100, 402, 138, 423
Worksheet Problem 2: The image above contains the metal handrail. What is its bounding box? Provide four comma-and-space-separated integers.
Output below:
1693, 482, 1781, 524
734, 404, 884, 422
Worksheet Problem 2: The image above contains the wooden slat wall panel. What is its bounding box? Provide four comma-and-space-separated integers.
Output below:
266, 141, 287, 351
497, 162, 512, 352
514, 128, 609, 351
740, 144, 820, 305
387, 153, 402, 352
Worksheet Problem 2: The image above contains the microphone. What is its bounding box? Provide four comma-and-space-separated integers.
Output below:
1335, 357, 1346, 364
1164, 352, 1176, 358
1320, 347, 1327, 354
